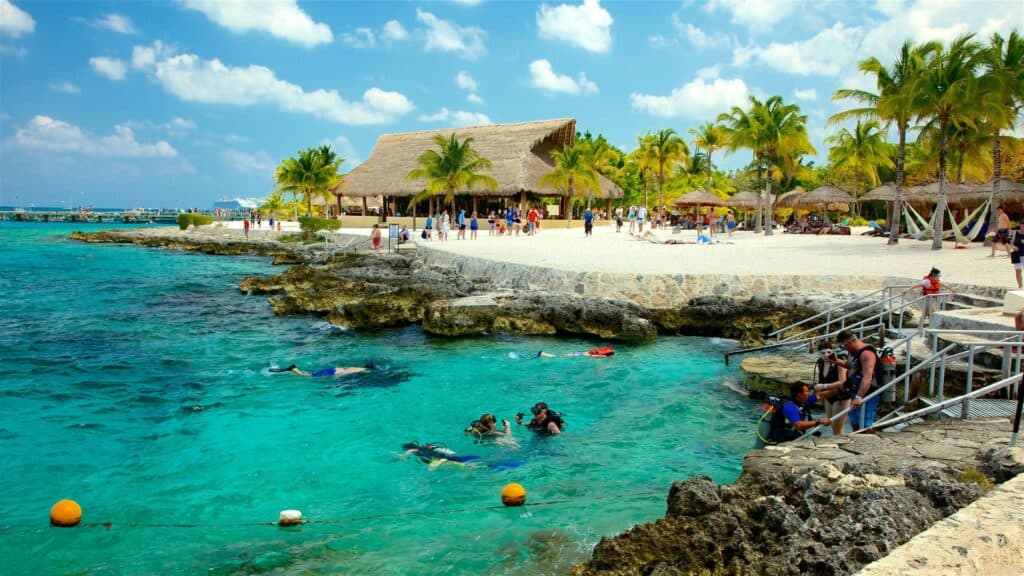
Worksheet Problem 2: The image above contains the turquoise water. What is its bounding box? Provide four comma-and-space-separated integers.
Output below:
0, 223, 759, 575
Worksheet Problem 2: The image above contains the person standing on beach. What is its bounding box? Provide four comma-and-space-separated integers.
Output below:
470, 212, 479, 240
487, 211, 496, 236
726, 213, 735, 238
370, 224, 382, 252
243, 217, 250, 239
456, 209, 467, 240
583, 208, 594, 237
1011, 219, 1024, 288
637, 205, 647, 232
989, 207, 1012, 258
527, 206, 539, 236
627, 205, 637, 233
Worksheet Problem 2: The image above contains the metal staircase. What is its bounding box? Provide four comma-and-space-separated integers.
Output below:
725, 283, 1023, 440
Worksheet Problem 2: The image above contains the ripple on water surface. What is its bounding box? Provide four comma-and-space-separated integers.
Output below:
0, 223, 760, 575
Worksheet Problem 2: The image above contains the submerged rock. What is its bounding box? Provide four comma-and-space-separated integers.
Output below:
572, 419, 1012, 576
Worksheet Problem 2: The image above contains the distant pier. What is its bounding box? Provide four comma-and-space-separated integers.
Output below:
0, 209, 225, 225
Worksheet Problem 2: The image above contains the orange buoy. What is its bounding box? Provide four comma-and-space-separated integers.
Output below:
501, 483, 527, 506
50, 499, 82, 527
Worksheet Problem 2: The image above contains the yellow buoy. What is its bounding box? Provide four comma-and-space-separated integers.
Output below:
501, 483, 526, 506
50, 499, 82, 527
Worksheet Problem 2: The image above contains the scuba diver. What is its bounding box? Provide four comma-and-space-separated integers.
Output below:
399, 442, 480, 466
270, 360, 376, 378
465, 413, 512, 439
515, 402, 564, 435
759, 381, 831, 444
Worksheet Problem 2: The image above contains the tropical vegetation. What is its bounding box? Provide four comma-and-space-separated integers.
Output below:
406, 133, 498, 216
273, 145, 344, 220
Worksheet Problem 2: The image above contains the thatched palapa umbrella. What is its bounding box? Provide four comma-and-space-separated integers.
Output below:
725, 189, 759, 210
673, 188, 726, 208
798, 185, 856, 208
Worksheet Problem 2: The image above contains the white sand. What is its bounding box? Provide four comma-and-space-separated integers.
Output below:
350, 223, 1019, 290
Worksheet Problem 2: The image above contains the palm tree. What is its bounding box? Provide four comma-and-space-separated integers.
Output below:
273, 146, 343, 220
406, 133, 498, 217
540, 143, 600, 225
980, 30, 1024, 231
825, 120, 894, 213
649, 129, 689, 227
689, 122, 727, 193
629, 133, 658, 211
719, 101, 764, 232
916, 34, 983, 249
832, 40, 938, 244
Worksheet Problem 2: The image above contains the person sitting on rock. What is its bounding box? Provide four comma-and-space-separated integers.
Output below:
515, 402, 564, 435
269, 361, 375, 378
771, 381, 830, 442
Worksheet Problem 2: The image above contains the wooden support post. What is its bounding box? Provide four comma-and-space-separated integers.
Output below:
520, 190, 526, 213
362, 197, 367, 216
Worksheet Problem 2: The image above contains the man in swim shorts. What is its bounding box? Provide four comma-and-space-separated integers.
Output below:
270, 361, 374, 377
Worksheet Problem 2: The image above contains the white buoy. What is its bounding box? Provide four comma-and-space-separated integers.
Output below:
278, 509, 303, 526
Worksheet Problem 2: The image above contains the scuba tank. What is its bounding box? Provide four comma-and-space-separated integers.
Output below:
878, 347, 897, 402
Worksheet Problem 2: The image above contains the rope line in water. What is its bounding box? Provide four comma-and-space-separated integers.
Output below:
12, 489, 669, 533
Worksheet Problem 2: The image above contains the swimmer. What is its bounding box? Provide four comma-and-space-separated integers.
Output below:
533, 347, 614, 358
270, 360, 375, 377
465, 413, 512, 439
399, 442, 480, 469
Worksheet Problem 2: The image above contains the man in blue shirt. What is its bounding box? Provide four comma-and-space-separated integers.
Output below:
583, 208, 594, 237
775, 381, 830, 442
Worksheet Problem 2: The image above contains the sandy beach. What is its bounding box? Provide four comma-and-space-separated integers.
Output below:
342, 223, 1019, 290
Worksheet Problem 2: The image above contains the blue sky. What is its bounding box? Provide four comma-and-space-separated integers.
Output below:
1, 0, 1021, 209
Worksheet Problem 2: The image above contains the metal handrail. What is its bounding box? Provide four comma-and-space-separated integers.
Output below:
723, 323, 885, 364
775, 286, 925, 345
768, 285, 915, 338
856, 372, 1023, 435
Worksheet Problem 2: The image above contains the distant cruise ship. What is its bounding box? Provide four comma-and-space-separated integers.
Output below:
212, 197, 261, 210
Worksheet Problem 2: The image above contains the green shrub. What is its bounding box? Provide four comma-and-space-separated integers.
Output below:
176, 213, 215, 229
959, 467, 993, 492
849, 216, 869, 227
276, 233, 304, 243
298, 216, 342, 240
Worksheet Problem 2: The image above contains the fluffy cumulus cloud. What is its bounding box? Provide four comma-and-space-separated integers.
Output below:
180, 0, 333, 48
630, 68, 749, 120
705, 0, 800, 32
131, 40, 175, 69
418, 108, 491, 127
416, 9, 486, 59
342, 27, 376, 48
49, 81, 81, 94
94, 13, 138, 35
1, 0, 35, 37
733, 22, 861, 76
89, 56, 128, 80
794, 88, 817, 100
163, 117, 197, 136
381, 20, 408, 42
14, 115, 177, 157
223, 148, 274, 174
132, 43, 414, 125
455, 70, 484, 104
536, 0, 613, 53
529, 59, 598, 95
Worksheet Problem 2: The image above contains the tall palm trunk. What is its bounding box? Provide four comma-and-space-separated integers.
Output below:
657, 164, 665, 229
888, 125, 906, 245
642, 173, 649, 212
931, 121, 949, 250
754, 155, 763, 234
706, 149, 713, 192
852, 173, 859, 218
987, 130, 1002, 233
955, 141, 966, 183
763, 166, 774, 236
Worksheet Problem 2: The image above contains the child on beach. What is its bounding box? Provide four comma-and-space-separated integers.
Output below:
371, 224, 382, 252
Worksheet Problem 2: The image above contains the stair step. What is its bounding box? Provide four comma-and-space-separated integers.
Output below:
952, 293, 1005, 309
918, 396, 1017, 419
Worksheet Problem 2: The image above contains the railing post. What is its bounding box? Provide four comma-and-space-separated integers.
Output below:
1003, 345, 1012, 382
937, 354, 947, 418
1011, 372, 1024, 447
928, 332, 938, 396
963, 345, 974, 419
825, 310, 831, 337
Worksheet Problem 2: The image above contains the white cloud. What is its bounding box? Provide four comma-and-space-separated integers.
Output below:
630, 68, 749, 120
536, 0, 613, 53
0, 0, 34, 37
49, 81, 81, 94
648, 34, 671, 48
131, 40, 175, 69
342, 27, 375, 48
381, 20, 408, 41
223, 148, 274, 174
89, 56, 128, 80
733, 22, 861, 76
95, 13, 138, 35
418, 107, 492, 127
164, 117, 197, 136
673, 14, 728, 49
706, 0, 801, 32
467, 93, 484, 105
14, 115, 177, 157
325, 135, 361, 169
794, 88, 817, 101
132, 44, 414, 125
695, 65, 720, 80
416, 9, 486, 59
455, 71, 478, 92
529, 59, 598, 95
180, 0, 333, 48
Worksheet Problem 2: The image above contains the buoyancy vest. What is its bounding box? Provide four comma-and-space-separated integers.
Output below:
921, 275, 941, 296
816, 358, 839, 384
769, 398, 811, 443
528, 411, 565, 435
587, 347, 615, 357
845, 345, 879, 398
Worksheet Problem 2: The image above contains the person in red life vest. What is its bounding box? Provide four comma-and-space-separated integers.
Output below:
906, 267, 955, 325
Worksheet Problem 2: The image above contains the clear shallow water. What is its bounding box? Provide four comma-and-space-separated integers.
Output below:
0, 222, 759, 575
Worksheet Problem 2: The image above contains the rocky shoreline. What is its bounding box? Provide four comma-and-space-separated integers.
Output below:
571, 419, 1022, 576
69, 228, 845, 345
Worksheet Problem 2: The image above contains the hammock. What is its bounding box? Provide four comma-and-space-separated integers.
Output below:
903, 203, 936, 239
946, 197, 991, 245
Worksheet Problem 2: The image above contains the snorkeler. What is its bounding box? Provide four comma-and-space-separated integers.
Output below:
270, 360, 376, 377
399, 442, 480, 468
509, 347, 614, 360
465, 413, 512, 438
515, 402, 564, 435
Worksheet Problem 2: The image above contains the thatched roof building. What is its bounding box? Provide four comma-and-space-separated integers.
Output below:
333, 119, 621, 212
